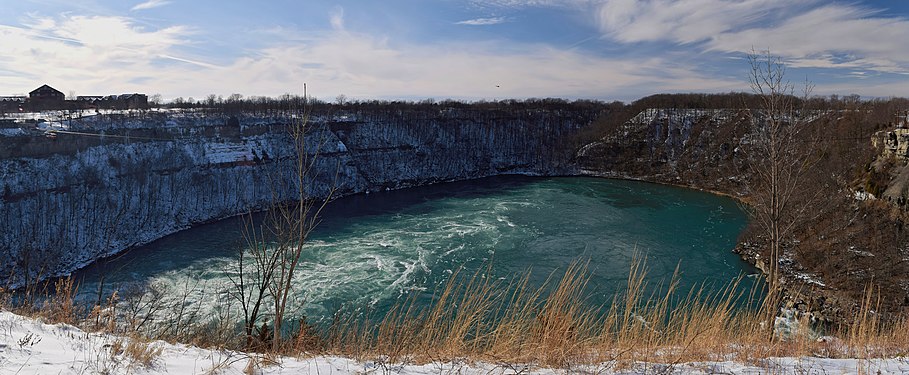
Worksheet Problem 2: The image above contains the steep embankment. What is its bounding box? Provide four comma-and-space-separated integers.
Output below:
578, 107, 909, 324
0, 109, 593, 286
577, 108, 750, 194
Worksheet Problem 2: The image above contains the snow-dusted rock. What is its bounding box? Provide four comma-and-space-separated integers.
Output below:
0, 110, 589, 286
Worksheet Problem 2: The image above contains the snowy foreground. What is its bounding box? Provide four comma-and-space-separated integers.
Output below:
2, 311, 908, 374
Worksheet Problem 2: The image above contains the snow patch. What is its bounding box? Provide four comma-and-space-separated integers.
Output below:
793, 272, 827, 287
2, 311, 909, 374
853, 190, 875, 201
203, 142, 255, 164
0, 128, 25, 136
848, 246, 875, 257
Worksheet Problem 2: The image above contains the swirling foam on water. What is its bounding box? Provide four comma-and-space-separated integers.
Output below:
73, 176, 756, 326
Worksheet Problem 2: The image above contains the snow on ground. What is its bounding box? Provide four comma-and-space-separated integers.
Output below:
0, 128, 26, 136
204, 142, 256, 164
2, 311, 909, 374
3, 109, 138, 122
792, 272, 827, 287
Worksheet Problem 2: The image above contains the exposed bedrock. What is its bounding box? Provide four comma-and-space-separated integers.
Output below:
0, 109, 595, 286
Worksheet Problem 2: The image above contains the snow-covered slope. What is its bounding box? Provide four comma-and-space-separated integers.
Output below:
2, 311, 907, 374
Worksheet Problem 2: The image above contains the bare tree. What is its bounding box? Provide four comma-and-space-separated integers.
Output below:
228, 86, 336, 351
267, 118, 335, 350
149, 94, 163, 107
746, 49, 819, 329
228, 214, 277, 349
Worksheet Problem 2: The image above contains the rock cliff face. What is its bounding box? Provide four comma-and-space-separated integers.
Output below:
871, 128, 909, 205
577, 107, 751, 194
579, 107, 909, 323
0, 109, 594, 286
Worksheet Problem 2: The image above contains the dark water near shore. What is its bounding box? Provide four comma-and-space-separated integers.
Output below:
74, 176, 757, 323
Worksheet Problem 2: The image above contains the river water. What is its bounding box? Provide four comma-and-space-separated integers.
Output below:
73, 176, 757, 324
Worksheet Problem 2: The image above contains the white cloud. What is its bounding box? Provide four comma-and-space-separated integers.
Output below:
163, 29, 742, 101
330, 7, 345, 31
0, 11, 756, 101
596, 0, 794, 44
131, 0, 171, 11
707, 4, 909, 74
456, 17, 507, 26
0, 14, 196, 95
7, 7, 909, 102
595, 1, 909, 75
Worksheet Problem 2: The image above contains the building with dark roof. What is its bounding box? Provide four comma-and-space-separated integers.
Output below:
29, 84, 65, 101
28, 84, 65, 110
4, 85, 150, 111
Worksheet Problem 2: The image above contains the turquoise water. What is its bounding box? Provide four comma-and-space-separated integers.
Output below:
73, 176, 756, 323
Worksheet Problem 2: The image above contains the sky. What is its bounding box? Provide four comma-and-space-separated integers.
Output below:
1, 0, 908, 102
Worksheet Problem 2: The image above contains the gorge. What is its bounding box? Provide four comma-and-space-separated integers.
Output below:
0, 105, 594, 287
4, 97, 907, 325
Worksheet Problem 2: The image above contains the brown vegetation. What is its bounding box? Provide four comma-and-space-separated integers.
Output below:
577, 85, 909, 326
3, 257, 908, 370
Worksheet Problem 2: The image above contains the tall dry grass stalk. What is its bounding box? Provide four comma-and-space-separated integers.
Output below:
41, 276, 81, 324
837, 283, 909, 359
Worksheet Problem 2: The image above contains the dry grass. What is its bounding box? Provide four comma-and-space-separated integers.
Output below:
124, 339, 165, 368
40, 276, 81, 324
108, 337, 164, 370
321, 256, 909, 368
3, 257, 909, 370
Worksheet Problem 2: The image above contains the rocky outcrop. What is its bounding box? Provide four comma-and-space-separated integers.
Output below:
580, 107, 909, 324
0, 109, 595, 286
873, 128, 909, 159
871, 128, 909, 205
577, 107, 751, 194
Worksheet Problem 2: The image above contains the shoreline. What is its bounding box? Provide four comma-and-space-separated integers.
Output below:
29, 171, 757, 289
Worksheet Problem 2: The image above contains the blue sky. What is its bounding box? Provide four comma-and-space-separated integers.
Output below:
1, 0, 908, 102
